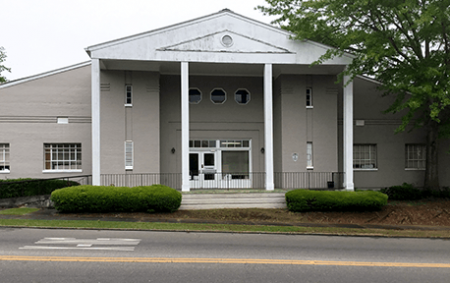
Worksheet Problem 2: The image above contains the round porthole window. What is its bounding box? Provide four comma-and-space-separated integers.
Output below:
221, 35, 233, 47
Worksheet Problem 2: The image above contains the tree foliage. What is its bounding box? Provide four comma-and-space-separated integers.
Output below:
0, 46, 11, 83
259, 0, 450, 189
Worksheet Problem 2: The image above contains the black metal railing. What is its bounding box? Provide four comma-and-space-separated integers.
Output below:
0, 175, 92, 199
101, 173, 182, 189
101, 172, 344, 190
275, 172, 344, 189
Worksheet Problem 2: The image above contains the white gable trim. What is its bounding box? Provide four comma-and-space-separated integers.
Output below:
0, 61, 91, 89
159, 29, 293, 54
85, 10, 290, 54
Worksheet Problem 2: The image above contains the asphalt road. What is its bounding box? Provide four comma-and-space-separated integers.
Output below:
0, 228, 449, 282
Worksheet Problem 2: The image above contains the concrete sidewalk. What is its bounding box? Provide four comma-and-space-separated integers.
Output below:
1, 208, 449, 232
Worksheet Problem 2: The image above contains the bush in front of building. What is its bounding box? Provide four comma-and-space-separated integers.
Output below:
50, 184, 182, 213
381, 183, 450, 200
380, 183, 422, 200
285, 189, 388, 212
0, 178, 80, 199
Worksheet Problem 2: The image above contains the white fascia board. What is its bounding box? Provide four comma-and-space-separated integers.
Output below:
85, 10, 290, 55
0, 61, 91, 89
84, 9, 355, 62
355, 75, 384, 86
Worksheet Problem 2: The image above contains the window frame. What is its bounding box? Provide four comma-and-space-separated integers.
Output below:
210, 88, 227, 104
189, 88, 202, 104
405, 144, 426, 170
234, 88, 251, 105
43, 143, 82, 173
306, 87, 313, 108
125, 85, 132, 107
353, 144, 378, 170
0, 144, 10, 173
306, 142, 313, 169
125, 140, 134, 170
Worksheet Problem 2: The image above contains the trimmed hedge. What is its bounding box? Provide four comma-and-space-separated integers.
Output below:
285, 189, 388, 212
50, 184, 182, 213
380, 183, 422, 200
0, 178, 79, 199
380, 183, 450, 200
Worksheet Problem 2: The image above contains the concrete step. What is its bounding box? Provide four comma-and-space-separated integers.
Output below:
179, 193, 287, 210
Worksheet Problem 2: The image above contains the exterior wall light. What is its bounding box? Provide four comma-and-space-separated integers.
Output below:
261, 147, 265, 154
292, 153, 298, 162
171, 148, 176, 154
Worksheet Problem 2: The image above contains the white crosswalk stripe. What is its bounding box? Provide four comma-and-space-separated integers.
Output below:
19, 237, 141, 251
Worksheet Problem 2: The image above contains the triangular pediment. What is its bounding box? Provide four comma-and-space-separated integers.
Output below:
158, 30, 292, 54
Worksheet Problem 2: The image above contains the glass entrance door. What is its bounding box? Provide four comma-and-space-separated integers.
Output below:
189, 151, 216, 188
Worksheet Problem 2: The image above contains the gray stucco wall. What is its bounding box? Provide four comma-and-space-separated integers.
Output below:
99, 70, 160, 174
338, 77, 450, 189
275, 75, 339, 173
159, 75, 265, 174
0, 65, 92, 179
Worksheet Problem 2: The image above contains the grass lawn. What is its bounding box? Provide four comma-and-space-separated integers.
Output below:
0, 208, 39, 215
0, 218, 449, 239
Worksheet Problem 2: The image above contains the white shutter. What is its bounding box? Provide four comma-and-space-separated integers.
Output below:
125, 141, 133, 170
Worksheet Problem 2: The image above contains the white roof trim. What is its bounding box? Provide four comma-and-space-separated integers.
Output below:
85, 10, 290, 54
0, 61, 91, 89
85, 9, 355, 59
355, 75, 383, 85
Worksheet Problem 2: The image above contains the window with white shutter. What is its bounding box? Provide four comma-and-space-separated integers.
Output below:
125, 141, 133, 170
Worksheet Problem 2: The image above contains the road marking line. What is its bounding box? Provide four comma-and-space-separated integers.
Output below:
0, 256, 449, 268
18, 246, 135, 251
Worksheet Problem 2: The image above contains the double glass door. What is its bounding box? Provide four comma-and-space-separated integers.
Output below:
189, 151, 216, 188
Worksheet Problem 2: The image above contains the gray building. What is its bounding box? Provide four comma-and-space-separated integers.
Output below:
1, 10, 448, 191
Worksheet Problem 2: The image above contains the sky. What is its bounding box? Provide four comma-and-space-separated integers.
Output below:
1, 0, 277, 81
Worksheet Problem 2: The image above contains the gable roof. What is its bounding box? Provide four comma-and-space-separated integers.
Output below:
85, 9, 353, 65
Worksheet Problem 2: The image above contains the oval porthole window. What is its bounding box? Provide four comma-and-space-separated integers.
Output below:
210, 88, 226, 104
221, 35, 233, 47
235, 89, 250, 104
189, 88, 202, 104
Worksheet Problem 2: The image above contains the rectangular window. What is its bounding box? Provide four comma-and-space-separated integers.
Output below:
405, 144, 426, 169
125, 141, 133, 170
0, 144, 10, 172
306, 142, 313, 168
222, 151, 249, 179
44, 143, 81, 171
306, 88, 313, 107
125, 85, 132, 106
353, 144, 377, 169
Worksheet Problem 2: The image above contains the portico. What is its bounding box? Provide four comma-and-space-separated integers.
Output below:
86, 9, 354, 191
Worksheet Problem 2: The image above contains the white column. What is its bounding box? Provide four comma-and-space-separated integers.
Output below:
264, 64, 275, 191
91, 59, 101, 186
181, 62, 190, 192
343, 74, 354, 191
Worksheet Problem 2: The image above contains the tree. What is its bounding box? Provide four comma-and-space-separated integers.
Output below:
258, 0, 450, 190
0, 46, 11, 83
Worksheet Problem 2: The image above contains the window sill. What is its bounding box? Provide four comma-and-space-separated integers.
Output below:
306, 106, 314, 109
353, 168, 378, 171
0, 170, 10, 174
306, 166, 314, 170
124, 104, 132, 107
42, 170, 82, 173
125, 166, 133, 171
405, 168, 425, 171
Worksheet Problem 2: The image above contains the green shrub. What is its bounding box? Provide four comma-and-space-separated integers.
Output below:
380, 183, 422, 200
421, 186, 450, 199
0, 179, 79, 199
285, 189, 388, 212
50, 184, 182, 213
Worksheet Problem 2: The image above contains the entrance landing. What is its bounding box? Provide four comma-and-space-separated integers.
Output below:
179, 193, 286, 210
